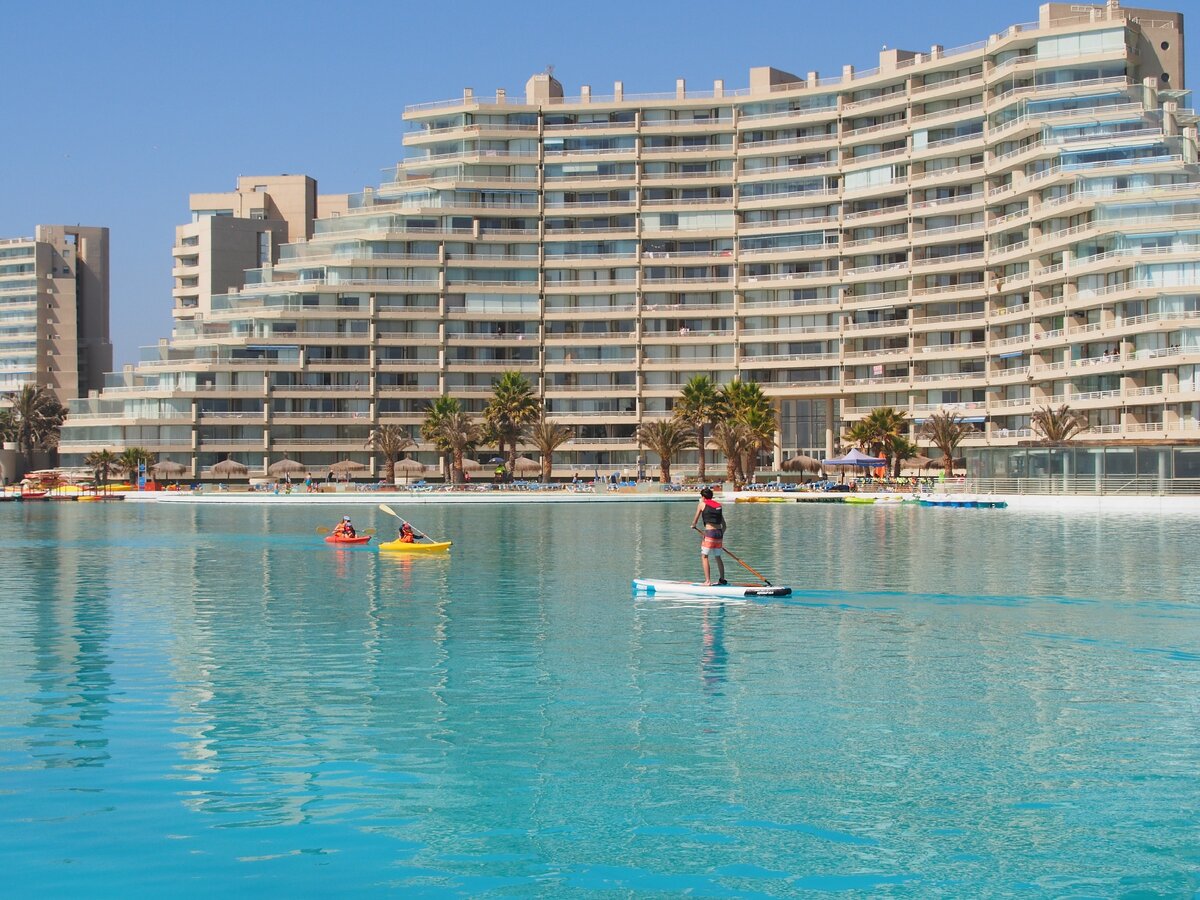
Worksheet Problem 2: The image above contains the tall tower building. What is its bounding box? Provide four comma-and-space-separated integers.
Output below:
0, 224, 111, 404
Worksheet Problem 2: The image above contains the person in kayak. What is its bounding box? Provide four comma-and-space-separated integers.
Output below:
397, 522, 416, 543
332, 515, 357, 538
690, 487, 727, 585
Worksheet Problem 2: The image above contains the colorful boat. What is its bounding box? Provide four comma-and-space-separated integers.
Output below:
378, 539, 452, 553
324, 534, 372, 545
918, 498, 1008, 509
843, 495, 876, 504
632, 578, 792, 600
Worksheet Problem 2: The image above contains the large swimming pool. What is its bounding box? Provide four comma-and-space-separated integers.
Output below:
0, 500, 1196, 896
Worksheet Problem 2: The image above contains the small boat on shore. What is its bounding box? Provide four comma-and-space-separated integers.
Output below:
919, 497, 1007, 509
632, 578, 792, 600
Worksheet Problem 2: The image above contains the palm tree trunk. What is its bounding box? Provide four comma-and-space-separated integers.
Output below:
696, 425, 706, 481
660, 462, 670, 483
541, 459, 551, 483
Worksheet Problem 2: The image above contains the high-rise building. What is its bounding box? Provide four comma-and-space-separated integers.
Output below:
60, 1, 1200, 479
0, 225, 112, 404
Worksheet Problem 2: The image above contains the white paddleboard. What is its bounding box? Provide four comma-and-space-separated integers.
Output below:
632, 578, 792, 600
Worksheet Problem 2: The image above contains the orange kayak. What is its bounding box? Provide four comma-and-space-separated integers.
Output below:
324, 534, 371, 545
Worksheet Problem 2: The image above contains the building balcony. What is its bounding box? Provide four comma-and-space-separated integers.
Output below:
911, 71, 985, 100
544, 330, 636, 344
544, 278, 638, 293
736, 189, 838, 210
445, 359, 541, 372
544, 357, 636, 371
840, 197, 905, 221
736, 133, 840, 158
916, 341, 987, 358
543, 303, 638, 318
739, 269, 839, 288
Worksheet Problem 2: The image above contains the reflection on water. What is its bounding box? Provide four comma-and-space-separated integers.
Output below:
0, 500, 1198, 895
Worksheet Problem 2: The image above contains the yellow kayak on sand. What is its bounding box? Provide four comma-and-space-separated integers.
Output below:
378, 539, 452, 553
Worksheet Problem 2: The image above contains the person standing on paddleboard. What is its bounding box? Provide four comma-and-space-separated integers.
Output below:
690, 487, 728, 586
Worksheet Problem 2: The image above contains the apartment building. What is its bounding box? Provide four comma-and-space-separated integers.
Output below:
0, 225, 112, 405
59, 1, 1200, 478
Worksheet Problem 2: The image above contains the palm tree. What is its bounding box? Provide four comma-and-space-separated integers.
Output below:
528, 416, 573, 483
422, 396, 465, 481
84, 449, 118, 493
5, 385, 67, 464
637, 420, 695, 484
483, 371, 540, 476
421, 397, 480, 483
709, 420, 754, 484
919, 411, 975, 473
844, 406, 910, 475
116, 447, 156, 486
0, 408, 13, 444
673, 374, 720, 482
714, 380, 777, 483
1032, 404, 1089, 443
364, 424, 415, 483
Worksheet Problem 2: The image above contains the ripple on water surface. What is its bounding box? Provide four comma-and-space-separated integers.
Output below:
0, 501, 1197, 896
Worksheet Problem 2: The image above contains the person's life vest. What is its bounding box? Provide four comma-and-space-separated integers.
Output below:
700, 498, 724, 528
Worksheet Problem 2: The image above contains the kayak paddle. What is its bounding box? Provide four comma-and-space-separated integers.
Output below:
316, 526, 375, 535
378, 504, 435, 543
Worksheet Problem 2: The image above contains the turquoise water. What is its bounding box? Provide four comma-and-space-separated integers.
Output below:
1, 500, 1198, 897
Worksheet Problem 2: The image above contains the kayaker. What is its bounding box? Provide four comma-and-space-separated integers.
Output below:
690, 487, 727, 586
397, 522, 416, 543
333, 515, 357, 538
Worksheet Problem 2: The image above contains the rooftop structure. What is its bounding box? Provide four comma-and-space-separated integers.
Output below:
60, 1, 1200, 479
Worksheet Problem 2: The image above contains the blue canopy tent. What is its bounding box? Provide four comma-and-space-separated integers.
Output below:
821, 448, 886, 468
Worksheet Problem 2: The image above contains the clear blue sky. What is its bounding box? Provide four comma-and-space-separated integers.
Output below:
1, 0, 1193, 366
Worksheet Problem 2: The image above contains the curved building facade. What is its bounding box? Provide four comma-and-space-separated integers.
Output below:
61, 1, 1200, 478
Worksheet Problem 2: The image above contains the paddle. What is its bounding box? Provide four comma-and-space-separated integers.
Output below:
693, 525, 773, 586
316, 526, 375, 535
378, 503, 435, 543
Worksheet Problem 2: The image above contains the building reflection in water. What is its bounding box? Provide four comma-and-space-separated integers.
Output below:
19, 506, 114, 770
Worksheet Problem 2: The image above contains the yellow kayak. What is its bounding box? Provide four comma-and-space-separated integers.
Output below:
378, 539, 452, 553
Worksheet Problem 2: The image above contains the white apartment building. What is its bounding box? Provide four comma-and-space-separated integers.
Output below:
60, 1, 1200, 479
0, 225, 111, 405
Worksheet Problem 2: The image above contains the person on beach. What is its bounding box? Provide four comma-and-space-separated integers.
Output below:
333, 515, 356, 538
690, 487, 727, 585
397, 522, 416, 543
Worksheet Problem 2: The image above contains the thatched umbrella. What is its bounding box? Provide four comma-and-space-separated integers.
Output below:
329, 459, 367, 480
392, 457, 425, 484
211, 458, 248, 478
511, 456, 541, 477
928, 456, 965, 471
151, 460, 187, 478
267, 456, 308, 477
460, 458, 484, 471
782, 454, 822, 473
901, 455, 935, 471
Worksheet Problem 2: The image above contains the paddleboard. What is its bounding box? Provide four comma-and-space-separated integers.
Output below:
632, 578, 792, 599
